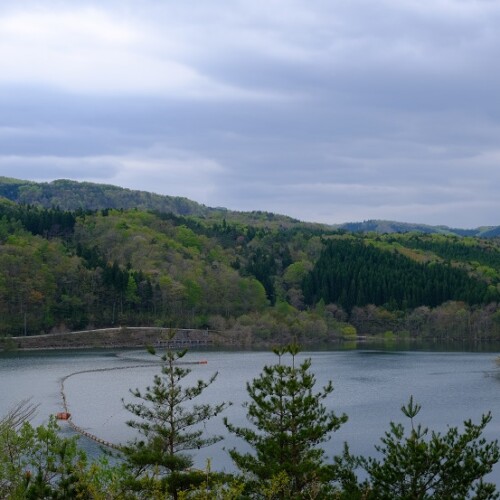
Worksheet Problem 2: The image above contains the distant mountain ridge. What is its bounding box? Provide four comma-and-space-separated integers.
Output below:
0, 176, 213, 216
338, 220, 500, 238
0, 177, 498, 237
0, 176, 302, 228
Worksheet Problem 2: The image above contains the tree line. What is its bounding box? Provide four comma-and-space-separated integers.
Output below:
1, 200, 500, 342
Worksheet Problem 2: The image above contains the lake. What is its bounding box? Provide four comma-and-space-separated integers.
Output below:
1, 345, 500, 484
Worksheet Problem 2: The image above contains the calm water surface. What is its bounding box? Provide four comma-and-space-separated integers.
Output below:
1, 346, 500, 482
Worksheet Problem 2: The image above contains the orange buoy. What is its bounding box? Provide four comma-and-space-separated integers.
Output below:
56, 412, 71, 420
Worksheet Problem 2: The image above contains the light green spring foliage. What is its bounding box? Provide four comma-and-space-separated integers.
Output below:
0, 409, 91, 499
177, 459, 245, 500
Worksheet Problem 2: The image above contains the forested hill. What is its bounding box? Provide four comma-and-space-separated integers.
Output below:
2, 177, 499, 236
339, 220, 500, 238
0, 177, 303, 228
0, 176, 212, 216
1, 180, 500, 345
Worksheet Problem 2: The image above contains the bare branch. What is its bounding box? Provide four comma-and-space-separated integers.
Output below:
0, 398, 39, 430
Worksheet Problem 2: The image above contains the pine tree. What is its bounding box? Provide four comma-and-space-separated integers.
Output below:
360, 396, 500, 499
122, 332, 230, 498
224, 344, 347, 498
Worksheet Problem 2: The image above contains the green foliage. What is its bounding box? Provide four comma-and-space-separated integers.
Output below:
225, 344, 347, 498
0, 234, 68, 335
337, 219, 500, 238
1, 177, 210, 216
355, 396, 500, 499
178, 460, 245, 499
244, 247, 278, 305
340, 325, 357, 339
0, 408, 93, 499
403, 234, 500, 270
0, 200, 77, 239
177, 225, 203, 251
123, 335, 230, 498
303, 239, 499, 311
2, 178, 500, 342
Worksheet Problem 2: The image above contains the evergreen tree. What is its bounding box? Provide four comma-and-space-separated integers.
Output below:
224, 344, 348, 498
302, 238, 499, 311
122, 332, 230, 498
358, 396, 500, 499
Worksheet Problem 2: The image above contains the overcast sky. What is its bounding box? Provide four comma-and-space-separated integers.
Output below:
0, 0, 499, 228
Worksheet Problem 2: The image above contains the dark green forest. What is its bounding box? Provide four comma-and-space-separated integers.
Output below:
303, 238, 498, 311
1, 178, 500, 344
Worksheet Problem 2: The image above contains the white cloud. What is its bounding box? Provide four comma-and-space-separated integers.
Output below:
0, 0, 499, 227
0, 6, 280, 99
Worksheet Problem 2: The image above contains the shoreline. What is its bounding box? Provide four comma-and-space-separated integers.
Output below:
2, 326, 500, 353
1, 327, 220, 351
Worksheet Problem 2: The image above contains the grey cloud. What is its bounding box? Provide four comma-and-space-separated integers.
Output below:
0, 1, 499, 226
